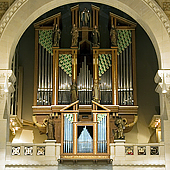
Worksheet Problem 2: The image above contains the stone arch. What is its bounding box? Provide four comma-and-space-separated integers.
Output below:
0, 0, 169, 69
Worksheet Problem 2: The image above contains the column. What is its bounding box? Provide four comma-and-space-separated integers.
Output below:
155, 69, 170, 170
0, 70, 15, 170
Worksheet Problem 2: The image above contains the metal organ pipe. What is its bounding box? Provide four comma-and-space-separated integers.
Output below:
38, 44, 41, 105
77, 56, 92, 104
37, 43, 53, 106
129, 43, 133, 105
117, 30, 134, 106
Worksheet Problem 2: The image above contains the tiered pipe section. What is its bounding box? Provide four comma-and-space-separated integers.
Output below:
77, 56, 93, 105
117, 30, 134, 105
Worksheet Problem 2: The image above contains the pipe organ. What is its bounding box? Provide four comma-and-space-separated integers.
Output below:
33, 4, 138, 161
77, 56, 93, 105
117, 30, 134, 105
98, 54, 112, 104
37, 30, 53, 106
58, 54, 72, 104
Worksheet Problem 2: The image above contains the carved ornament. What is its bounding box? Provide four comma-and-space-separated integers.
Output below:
0, 0, 27, 37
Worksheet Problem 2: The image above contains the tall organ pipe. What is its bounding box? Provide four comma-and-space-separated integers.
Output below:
129, 43, 133, 105
38, 44, 42, 104
126, 47, 129, 105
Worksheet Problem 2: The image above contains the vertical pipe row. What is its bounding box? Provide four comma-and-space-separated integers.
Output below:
58, 55, 72, 104
38, 44, 41, 104
63, 115, 73, 153
118, 30, 134, 105
97, 114, 107, 153
37, 44, 53, 105
77, 56, 93, 104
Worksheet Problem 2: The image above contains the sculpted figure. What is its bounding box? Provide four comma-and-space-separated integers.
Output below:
71, 79, 78, 103
53, 24, 61, 47
115, 116, 124, 139
110, 25, 117, 46
92, 26, 100, 47
81, 8, 90, 26
71, 24, 79, 47
46, 115, 55, 140
92, 79, 100, 103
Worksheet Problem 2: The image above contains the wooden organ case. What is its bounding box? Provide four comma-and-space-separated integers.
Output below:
32, 4, 138, 161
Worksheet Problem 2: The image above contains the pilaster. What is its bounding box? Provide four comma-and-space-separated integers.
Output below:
155, 69, 170, 170
0, 70, 16, 170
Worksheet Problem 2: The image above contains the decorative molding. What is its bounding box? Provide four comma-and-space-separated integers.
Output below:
36, 146, 45, 156
163, 2, 170, 11
143, 0, 170, 35
150, 146, 159, 155
0, 0, 27, 37
154, 70, 170, 103
138, 146, 146, 155
12, 146, 20, 155
24, 146, 33, 156
125, 146, 134, 155
0, 2, 8, 11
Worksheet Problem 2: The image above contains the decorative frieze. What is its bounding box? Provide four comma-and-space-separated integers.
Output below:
125, 146, 133, 155
24, 146, 33, 156
37, 146, 45, 156
11, 146, 20, 155
143, 0, 170, 35
0, 0, 28, 37
150, 146, 159, 155
138, 146, 146, 155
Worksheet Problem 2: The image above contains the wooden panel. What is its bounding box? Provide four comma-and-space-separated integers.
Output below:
112, 49, 118, 105
52, 48, 59, 105
54, 116, 61, 142
32, 105, 138, 114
